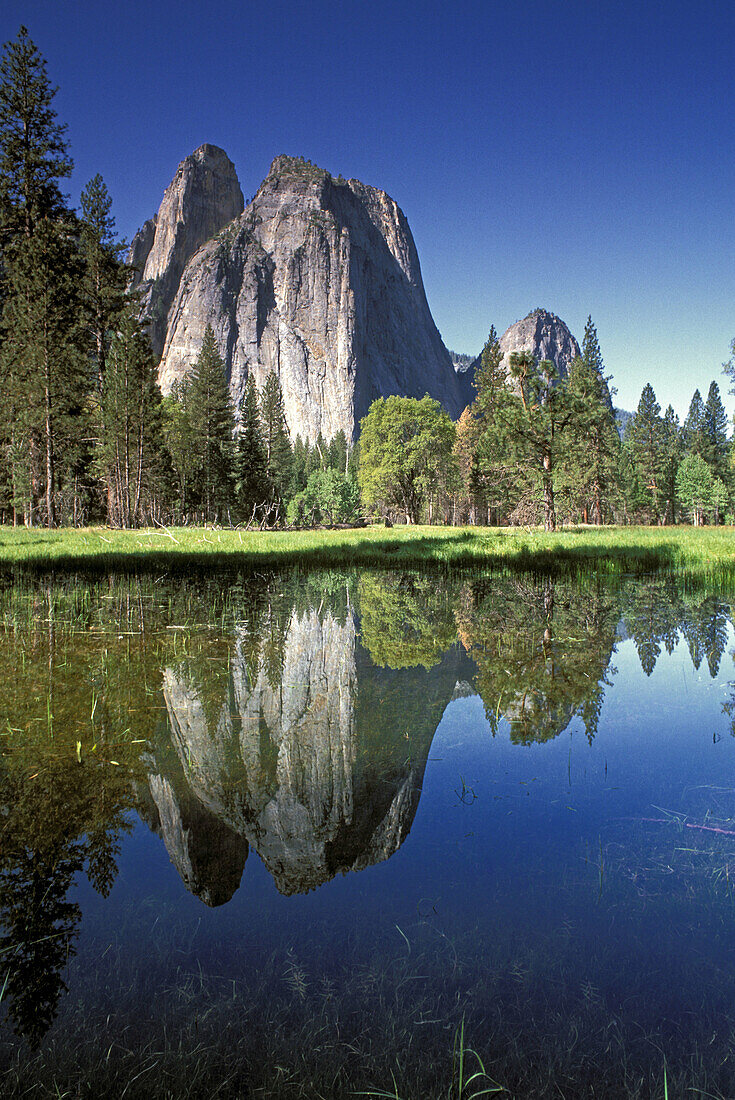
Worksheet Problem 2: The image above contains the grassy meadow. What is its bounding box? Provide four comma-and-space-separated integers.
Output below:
0, 523, 733, 581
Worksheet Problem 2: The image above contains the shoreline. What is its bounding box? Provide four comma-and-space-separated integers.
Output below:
0, 524, 733, 581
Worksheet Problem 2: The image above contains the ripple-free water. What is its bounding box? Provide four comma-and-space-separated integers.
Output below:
1, 571, 735, 1098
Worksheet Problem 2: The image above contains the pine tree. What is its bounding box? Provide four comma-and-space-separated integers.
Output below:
581, 315, 605, 377
474, 326, 505, 418
290, 435, 309, 495
260, 371, 293, 522
683, 389, 707, 457
327, 430, 349, 474
496, 352, 575, 531
660, 404, 682, 524
187, 326, 235, 521
564, 354, 619, 524
473, 327, 516, 523
0, 27, 85, 526
97, 312, 165, 527
626, 384, 665, 523
79, 175, 128, 392
1, 220, 86, 526
235, 374, 269, 524
0, 26, 72, 240
703, 381, 729, 484
161, 380, 195, 518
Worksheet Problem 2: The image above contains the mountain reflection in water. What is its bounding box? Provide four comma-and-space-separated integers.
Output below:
0, 569, 733, 1068
139, 597, 471, 903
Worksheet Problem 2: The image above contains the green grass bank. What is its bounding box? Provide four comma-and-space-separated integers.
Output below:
0, 523, 734, 580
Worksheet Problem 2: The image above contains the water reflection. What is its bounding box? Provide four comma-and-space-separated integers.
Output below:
0, 570, 733, 1056
456, 575, 619, 743
143, 590, 473, 902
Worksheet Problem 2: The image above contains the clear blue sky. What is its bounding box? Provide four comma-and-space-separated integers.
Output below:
3, 0, 734, 418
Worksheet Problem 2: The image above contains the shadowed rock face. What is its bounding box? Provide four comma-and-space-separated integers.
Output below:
138, 771, 249, 907
127, 144, 244, 357
141, 603, 474, 902
134, 151, 471, 441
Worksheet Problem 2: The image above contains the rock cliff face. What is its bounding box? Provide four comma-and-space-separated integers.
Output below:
498, 308, 581, 382
467, 308, 611, 408
127, 144, 244, 356
132, 150, 471, 441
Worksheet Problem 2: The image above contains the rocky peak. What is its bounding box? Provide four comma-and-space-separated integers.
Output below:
498, 308, 581, 381
155, 152, 472, 441
128, 143, 244, 355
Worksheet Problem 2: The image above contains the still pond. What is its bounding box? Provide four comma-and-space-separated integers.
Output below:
1, 569, 735, 1098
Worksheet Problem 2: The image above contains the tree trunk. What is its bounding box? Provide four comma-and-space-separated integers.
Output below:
542, 450, 556, 532
43, 347, 55, 528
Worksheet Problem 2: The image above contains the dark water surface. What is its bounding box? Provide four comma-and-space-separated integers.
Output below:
2, 570, 735, 1098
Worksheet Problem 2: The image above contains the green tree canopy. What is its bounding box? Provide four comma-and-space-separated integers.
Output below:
676, 452, 713, 526
97, 312, 165, 527
187, 326, 235, 520
563, 353, 619, 524
260, 371, 293, 522
358, 395, 457, 524
624, 384, 665, 523
79, 174, 128, 392
703, 380, 729, 485
0, 26, 72, 239
235, 374, 269, 524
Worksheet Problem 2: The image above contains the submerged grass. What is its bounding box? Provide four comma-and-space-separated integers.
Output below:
0, 524, 734, 582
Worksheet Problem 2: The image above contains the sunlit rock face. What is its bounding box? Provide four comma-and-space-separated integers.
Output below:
467, 308, 612, 408
131, 149, 471, 442
145, 607, 435, 898
127, 144, 245, 356
497, 308, 580, 382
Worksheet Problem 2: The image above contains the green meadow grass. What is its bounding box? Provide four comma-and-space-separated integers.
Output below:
0, 523, 733, 580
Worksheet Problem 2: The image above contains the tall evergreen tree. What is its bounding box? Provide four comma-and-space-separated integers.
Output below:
660, 404, 682, 524
0, 26, 72, 241
473, 327, 517, 523
327, 429, 349, 475
260, 371, 293, 522
683, 388, 707, 457
97, 312, 165, 527
187, 326, 235, 521
581, 315, 604, 377
494, 352, 575, 531
79, 174, 128, 392
0, 27, 85, 526
235, 374, 269, 523
290, 435, 309, 496
1, 220, 85, 526
564, 354, 619, 524
625, 384, 665, 523
703, 380, 729, 484
161, 379, 195, 517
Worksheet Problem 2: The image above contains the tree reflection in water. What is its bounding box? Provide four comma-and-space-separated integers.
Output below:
0, 569, 733, 1047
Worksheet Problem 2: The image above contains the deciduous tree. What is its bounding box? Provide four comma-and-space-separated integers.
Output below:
358, 395, 456, 523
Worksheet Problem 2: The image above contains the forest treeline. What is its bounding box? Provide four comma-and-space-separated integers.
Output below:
1, 26, 733, 532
